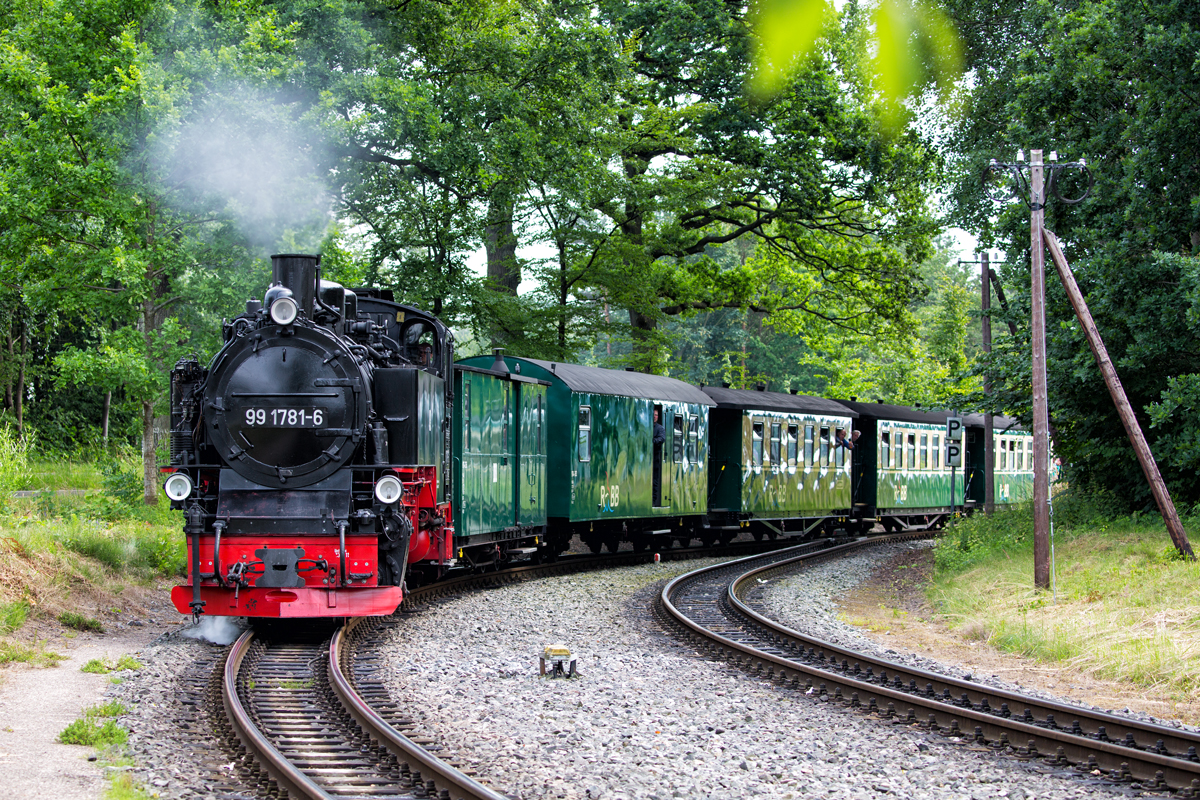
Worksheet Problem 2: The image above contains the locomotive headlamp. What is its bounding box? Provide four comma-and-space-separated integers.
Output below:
163, 472, 194, 502
269, 295, 299, 326
374, 475, 403, 504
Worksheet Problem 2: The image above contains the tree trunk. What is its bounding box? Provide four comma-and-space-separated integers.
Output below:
485, 202, 519, 294
102, 391, 111, 441
142, 399, 157, 505
628, 309, 658, 372
16, 322, 25, 435
4, 321, 12, 412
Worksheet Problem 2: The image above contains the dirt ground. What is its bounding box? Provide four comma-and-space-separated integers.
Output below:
839, 545, 1200, 726
0, 579, 185, 800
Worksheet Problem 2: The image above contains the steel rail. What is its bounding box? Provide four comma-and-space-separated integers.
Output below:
328, 618, 509, 800
659, 536, 1200, 794
222, 629, 332, 800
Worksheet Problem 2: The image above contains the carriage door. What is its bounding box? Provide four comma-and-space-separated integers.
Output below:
517, 384, 546, 524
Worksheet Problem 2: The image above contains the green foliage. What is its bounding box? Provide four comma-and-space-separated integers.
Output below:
59, 611, 105, 633
105, 772, 153, 800
935, 503, 1034, 574
58, 702, 128, 747
59, 518, 184, 577
946, 0, 1200, 512
751, 0, 962, 114
0, 600, 29, 635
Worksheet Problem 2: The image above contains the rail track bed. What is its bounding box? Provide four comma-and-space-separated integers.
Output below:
222, 619, 509, 800
658, 534, 1200, 796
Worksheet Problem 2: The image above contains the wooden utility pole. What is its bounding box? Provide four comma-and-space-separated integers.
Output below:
981, 251, 995, 515
1030, 151, 1051, 590
1043, 231, 1195, 559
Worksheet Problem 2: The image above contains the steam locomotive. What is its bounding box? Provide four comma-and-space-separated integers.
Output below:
166, 254, 465, 618
166, 253, 1033, 619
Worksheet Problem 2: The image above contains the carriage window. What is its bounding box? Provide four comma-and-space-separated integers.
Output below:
999, 439, 1007, 471
895, 432, 904, 469
671, 415, 685, 463
752, 420, 764, 469
804, 424, 814, 466
819, 426, 830, 466
787, 424, 798, 467
463, 382, 471, 452
881, 430, 890, 468
770, 423, 782, 470
907, 434, 916, 470
687, 414, 699, 463
932, 434, 940, 469
577, 406, 591, 462
502, 384, 510, 453
835, 436, 845, 468
1017, 440, 1024, 470
536, 395, 543, 454
920, 434, 928, 470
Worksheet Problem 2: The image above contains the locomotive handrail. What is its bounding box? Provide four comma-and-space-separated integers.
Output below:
329, 619, 510, 800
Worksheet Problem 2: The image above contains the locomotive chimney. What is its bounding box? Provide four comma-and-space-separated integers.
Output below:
271, 254, 319, 318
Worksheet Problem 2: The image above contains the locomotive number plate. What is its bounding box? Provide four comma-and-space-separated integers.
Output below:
243, 408, 327, 427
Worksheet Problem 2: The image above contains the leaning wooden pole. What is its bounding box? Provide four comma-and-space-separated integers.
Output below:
1043, 230, 1195, 559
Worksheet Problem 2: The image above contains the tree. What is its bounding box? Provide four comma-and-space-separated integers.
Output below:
0, 0, 288, 500
944, 0, 1200, 510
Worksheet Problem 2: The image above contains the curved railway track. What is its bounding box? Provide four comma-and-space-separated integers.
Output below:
222, 618, 510, 800
209, 536, 805, 800
657, 535, 1200, 796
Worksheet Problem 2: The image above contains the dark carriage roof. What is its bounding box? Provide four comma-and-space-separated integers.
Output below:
833, 399, 958, 425
513, 358, 715, 405
701, 386, 858, 418
964, 413, 1028, 433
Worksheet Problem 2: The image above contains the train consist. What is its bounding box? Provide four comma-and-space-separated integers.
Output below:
165, 255, 1034, 618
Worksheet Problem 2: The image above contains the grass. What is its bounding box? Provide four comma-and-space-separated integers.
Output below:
932, 499, 1200, 706
105, 772, 152, 800
58, 701, 128, 746
0, 600, 28, 634
82, 655, 143, 674
59, 611, 105, 633
28, 460, 104, 491
0, 639, 65, 667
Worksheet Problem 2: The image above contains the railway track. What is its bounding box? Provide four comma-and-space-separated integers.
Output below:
657, 534, 1200, 796
222, 618, 510, 800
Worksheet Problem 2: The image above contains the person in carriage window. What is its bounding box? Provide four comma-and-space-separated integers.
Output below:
834, 428, 854, 450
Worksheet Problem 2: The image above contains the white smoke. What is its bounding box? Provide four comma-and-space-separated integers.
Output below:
182, 615, 246, 646
156, 87, 334, 253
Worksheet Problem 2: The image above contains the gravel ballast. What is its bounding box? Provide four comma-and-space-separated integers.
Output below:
376, 553, 1132, 800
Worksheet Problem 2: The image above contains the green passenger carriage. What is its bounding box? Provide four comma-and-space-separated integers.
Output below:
451, 358, 549, 570
460, 355, 714, 555
702, 386, 858, 541
837, 400, 966, 531
964, 414, 1036, 507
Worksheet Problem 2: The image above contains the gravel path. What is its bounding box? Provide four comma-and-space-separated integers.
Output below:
376, 556, 1134, 800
